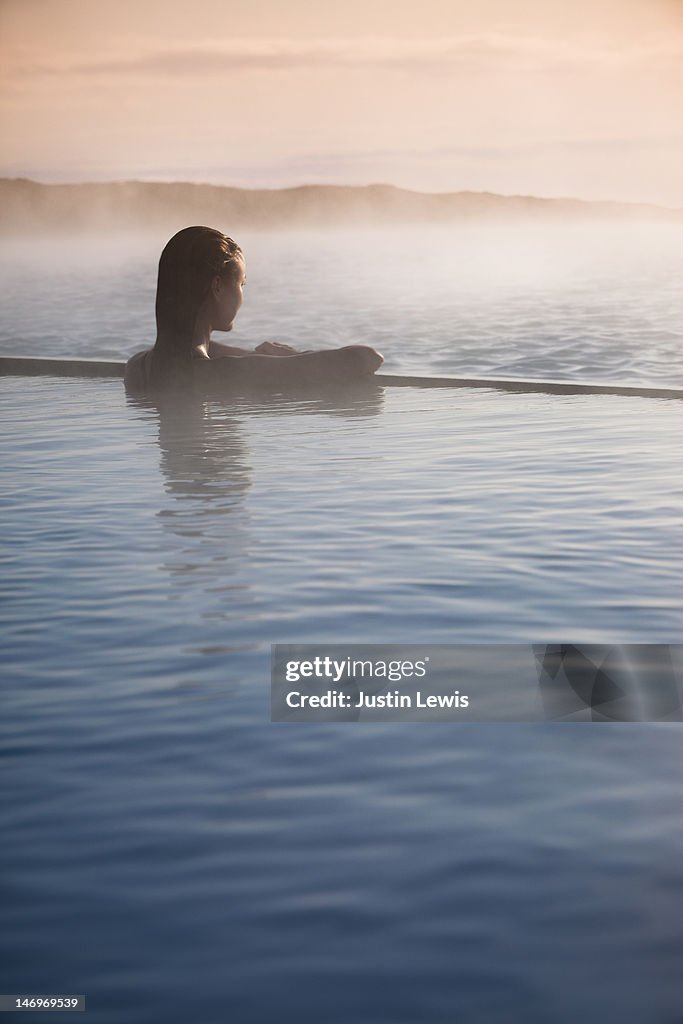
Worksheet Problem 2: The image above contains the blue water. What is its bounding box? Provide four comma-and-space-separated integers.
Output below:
2, 374, 682, 1023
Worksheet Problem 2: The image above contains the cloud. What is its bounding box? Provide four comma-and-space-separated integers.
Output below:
6, 33, 683, 80
242, 134, 683, 172
70, 133, 677, 185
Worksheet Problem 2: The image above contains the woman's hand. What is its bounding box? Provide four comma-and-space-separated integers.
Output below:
254, 341, 301, 356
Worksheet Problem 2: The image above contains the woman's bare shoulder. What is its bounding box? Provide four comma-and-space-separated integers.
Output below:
124, 348, 153, 389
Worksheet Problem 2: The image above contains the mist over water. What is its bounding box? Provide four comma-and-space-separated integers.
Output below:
1, 221, 682, 384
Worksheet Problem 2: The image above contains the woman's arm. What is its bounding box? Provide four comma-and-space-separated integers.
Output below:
202, 345, 384, 388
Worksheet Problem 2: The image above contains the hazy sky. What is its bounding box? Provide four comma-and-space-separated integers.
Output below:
1, 0, 682, 204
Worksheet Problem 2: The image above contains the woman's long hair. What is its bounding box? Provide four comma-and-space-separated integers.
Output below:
149, 226, 243, 391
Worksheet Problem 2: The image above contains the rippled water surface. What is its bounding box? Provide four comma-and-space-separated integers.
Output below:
1, 222, 683, 384
2, 372, 682, 1023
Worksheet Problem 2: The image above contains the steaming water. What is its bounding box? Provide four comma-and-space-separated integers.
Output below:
1, 222, 682, 384
1, 225, 683, 1023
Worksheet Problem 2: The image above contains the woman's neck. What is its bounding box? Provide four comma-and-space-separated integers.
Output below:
191, 326, 211, 359
192, 308, 212, 351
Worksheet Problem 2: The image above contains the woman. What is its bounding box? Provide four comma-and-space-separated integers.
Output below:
124, 226, 384, 392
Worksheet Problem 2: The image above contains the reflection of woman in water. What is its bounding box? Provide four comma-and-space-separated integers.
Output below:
124, 225, 384, 393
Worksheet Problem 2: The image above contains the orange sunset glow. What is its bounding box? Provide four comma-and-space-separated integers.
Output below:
1, 0, 682, 205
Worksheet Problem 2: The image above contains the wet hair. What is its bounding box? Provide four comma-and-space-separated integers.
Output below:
149, 226, 243, 390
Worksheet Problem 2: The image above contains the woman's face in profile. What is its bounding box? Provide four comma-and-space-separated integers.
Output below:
211, 259, 246, 332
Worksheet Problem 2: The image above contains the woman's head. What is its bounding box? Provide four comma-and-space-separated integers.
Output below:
202, 249, 246, 334
151, 225, 245, 387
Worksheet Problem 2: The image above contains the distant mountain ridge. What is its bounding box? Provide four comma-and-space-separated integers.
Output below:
1, 177, 681, 234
